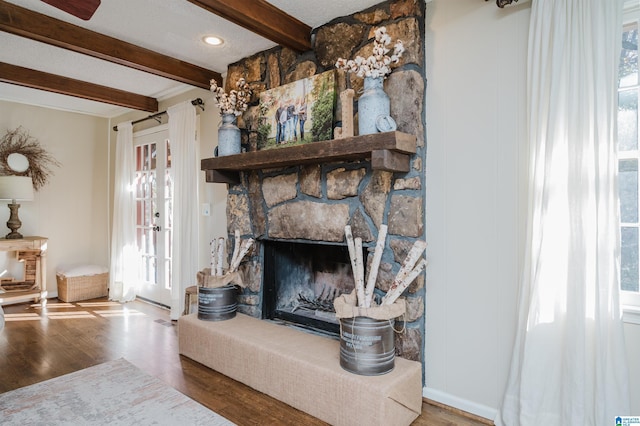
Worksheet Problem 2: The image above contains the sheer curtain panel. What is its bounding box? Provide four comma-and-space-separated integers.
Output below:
168, 101, 200, 320
496, 0, 631, 424
109, 121, 139, 302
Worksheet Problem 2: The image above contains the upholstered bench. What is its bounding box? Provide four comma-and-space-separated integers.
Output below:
178, 313, 422, 426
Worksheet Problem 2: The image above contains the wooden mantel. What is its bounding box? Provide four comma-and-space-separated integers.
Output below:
201, 131, 417, 184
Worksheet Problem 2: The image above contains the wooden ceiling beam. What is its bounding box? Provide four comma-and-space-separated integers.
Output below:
187, 0, 311, 53
0, 62, 159, 112
0, 0, 222, 89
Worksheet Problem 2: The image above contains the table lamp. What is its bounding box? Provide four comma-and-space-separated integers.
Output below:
0, 176, 34, 239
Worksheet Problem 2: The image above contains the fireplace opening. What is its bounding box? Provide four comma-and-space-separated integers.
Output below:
262, 239, 363, 336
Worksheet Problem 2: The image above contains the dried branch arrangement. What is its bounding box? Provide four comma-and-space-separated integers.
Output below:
0, 127, 61, 190
344, 224, 426, 308
210, 230, 254, 276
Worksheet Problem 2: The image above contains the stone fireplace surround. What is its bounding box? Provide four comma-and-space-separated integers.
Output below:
219, 0, 426, 368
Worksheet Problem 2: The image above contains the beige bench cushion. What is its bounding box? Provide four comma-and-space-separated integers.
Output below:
178, 313, 422, 426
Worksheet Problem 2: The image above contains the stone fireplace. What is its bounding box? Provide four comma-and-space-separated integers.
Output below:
217, 0, 426, 366
262, 239, 361, 336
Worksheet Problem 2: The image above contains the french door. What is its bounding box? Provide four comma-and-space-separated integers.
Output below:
133, 125, 173, 307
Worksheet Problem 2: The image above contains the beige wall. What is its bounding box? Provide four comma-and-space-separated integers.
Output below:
426, 0, 640, 418
0, 86, 229, 298
0, 100, 110, 295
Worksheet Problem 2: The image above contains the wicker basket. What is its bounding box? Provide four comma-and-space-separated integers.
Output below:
56, 272, 109, 302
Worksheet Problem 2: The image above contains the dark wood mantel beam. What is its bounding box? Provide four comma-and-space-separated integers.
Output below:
187, 0, 312, 53
0, 0, 222, 89
0, 62, 159, 112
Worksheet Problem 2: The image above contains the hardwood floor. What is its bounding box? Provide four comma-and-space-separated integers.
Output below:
0, 298, 490, 425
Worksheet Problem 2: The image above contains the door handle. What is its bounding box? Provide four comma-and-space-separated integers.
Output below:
153, 225, 162, 232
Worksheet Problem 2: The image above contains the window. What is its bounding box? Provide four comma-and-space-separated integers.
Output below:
618, 3, 640, 319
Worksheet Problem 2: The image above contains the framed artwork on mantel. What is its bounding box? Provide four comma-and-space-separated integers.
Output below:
257, 70, 336, 151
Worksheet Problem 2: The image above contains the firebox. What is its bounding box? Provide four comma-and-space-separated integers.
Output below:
262, 239, 363, 336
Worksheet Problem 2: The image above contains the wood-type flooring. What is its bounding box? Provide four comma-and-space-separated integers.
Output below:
0, 298, 490, 425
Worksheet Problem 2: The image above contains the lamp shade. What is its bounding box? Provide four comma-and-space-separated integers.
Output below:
0, 176, 34, 201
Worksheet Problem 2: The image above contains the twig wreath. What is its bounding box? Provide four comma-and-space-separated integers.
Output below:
0, 127, 61, 190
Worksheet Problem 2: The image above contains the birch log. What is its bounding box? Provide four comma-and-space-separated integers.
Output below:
364, 224, 387, 308
230, 229, 241, 270
216, 237, 225, 276
354, 237, 366, 308
229, 238, 254, 272
210, 240, 218, 275
381, 258, 427, 306
380, 240, 427, 304
344, 225, 358, 284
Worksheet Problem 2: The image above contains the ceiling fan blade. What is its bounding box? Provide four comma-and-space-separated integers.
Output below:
40, 0, 101, 21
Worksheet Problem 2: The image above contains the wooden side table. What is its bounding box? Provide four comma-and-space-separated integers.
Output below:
0, 236, 47, 306
183, 285, 197, 316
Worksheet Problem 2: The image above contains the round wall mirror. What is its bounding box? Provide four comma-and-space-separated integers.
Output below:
7, 153, 30, 173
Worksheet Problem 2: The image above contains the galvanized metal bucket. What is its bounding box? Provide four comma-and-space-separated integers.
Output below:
339, 316, 395, 376
197, 285, 237, 321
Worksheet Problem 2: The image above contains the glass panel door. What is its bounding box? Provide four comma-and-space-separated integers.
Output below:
133, 125, 172, 307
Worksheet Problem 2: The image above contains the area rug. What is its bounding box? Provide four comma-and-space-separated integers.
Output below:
0, 358, 235, 425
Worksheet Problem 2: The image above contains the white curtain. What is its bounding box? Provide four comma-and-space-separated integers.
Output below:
168, 101, 200, 320
109, 121, 139, 302
496, 1, 630, 424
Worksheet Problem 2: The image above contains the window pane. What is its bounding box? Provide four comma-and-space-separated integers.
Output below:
150, 171, 157, 199
165, 259, 171, 289
166, 200, 172, 228
144, 229, 153, 255
166, 230, 172, 258
166, 140, 171, 168
143, 145, 150, 170
150, 143, 157, 170
619, 159, 638, 223
618, 89, 638, 151
165, 170, 172, 199
619, 23, 638, 88
136, 228, 143, 251
136, 146, 142, 171
621, 227, 639, 292
136, 200, 144, 226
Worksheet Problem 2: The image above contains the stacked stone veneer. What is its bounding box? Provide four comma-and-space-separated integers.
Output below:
221, 0, 426, 364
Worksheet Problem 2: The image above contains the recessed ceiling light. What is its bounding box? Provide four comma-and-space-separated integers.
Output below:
202, 35, 224, 46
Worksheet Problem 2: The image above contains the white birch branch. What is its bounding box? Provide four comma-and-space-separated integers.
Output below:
210, 239, 218, 275
364, 224, 387, 308
230, 238, 254, 272
354, 237, 366, 308
381, 258, 427, 306
380, 240, 427, 304
216, 237, 225, 276
344, 225, 358, 283
230, 229, 241, 270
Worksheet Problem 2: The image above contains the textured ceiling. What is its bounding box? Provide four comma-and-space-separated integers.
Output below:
0, 0, 383, 118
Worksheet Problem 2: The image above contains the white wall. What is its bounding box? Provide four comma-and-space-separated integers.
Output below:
425, 0, 640, 419
0, 100, 110, 296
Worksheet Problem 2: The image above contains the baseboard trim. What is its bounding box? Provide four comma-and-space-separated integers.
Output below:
423, 387, 497, 423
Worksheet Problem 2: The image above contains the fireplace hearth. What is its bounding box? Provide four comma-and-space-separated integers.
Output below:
262, 239, 365, 336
